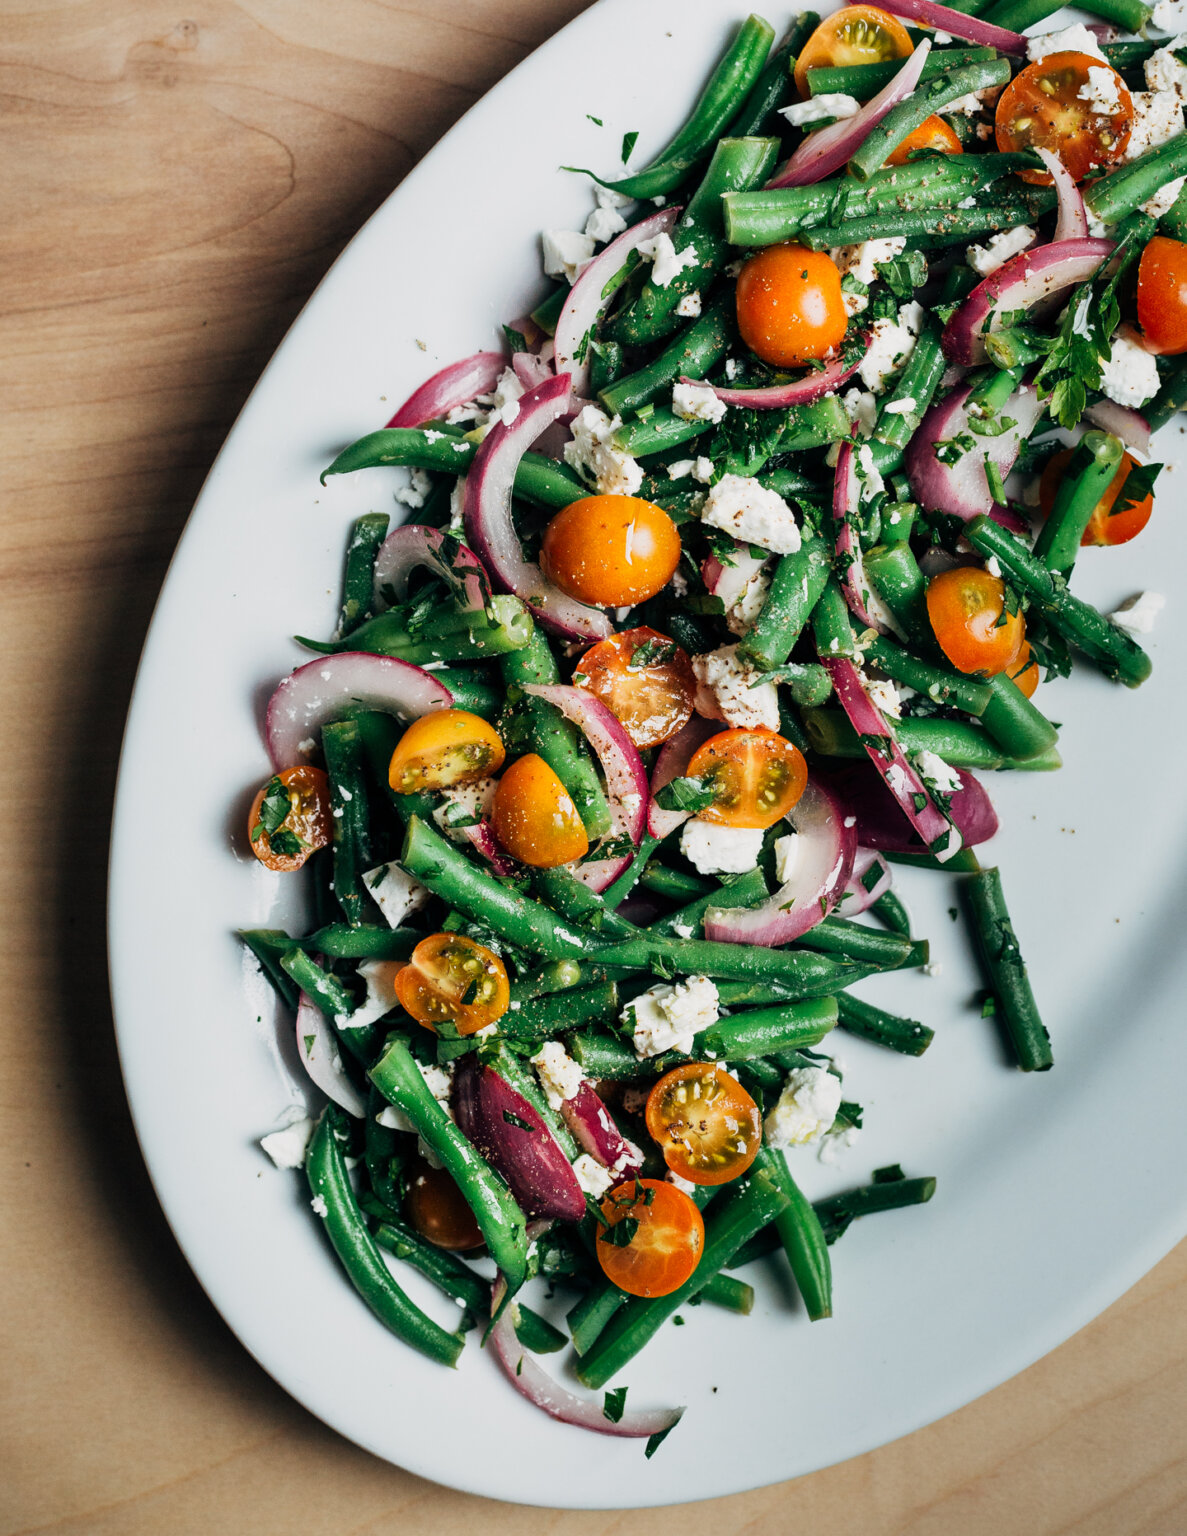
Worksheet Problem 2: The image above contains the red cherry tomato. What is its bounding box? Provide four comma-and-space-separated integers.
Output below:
595, 1178, 705, 1298
1039, 448, 1155, 547
793, 5, 913, 98
394, 933, 510, 1035
387, 710, 505, 794
1006, 639, 1040, 699
540, 496, 681, 607
686, 727, 808, 829
247, 766, 332, 872
405, 1161, 485, 1251
925, 565, 1025, 676
1137, 235, 1187, 355
645, 1064, 762, 1186
490, 754, 589, 867
995, 53, 1131, 184
573, 626, 696, 749
885, 115, 963, 167
735, 245, 848, 368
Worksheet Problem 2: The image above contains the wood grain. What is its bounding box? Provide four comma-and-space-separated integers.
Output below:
1, 4, 1185, 1531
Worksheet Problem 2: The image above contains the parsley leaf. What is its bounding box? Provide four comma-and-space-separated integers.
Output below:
629, 636, 678, 669
654, 775, 716, 814
621, 129, 639, 163
267, 828, 304, 859
1113, 459, 1162, 514
603, 1387, 629, 1423
599, 1216, 640, 1247
252, 776, 291, 842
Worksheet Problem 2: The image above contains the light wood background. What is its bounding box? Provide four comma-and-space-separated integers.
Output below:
2, 2, 1186, 1531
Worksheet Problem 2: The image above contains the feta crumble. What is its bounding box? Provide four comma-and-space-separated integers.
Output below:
542, 228, 595, 283
563, 404, 644, 496
260, 1107, 315, 1170
1108, 591, 1165, 634
341, 958, 401, 1030
638, 231, 699, 287
310, 1194, 329, 1218
779, 93, 861, 126
625, 974, 719, 1057
701, 473, 801, 552
572, 1154, 615, 1198
1099, 334, 1161, 408
1079, 65, 1124, 115
692, 644, 780, 729
866, 677, 902, 719
859, 315, 917, 393
1145, 36, 1187, 92
842, 387, 879, 437
914, 747, 962, 795
675, 291, 703, 318
531, 1040, 586, 1111
1142, 174, 1186, 217
430, 777, 497, 843
1125, 90, 1185, 161
1153, 0, 1187, 29
672, 379, 727, 424
680, 819, 766, 876
764, 1066, 843, 1148
966, 225, 1035, 277
395, 467, 432, 509
363, 862, 431, 929
1027, 25, 1106, 63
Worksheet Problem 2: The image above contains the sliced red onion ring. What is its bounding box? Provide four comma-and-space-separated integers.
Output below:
511, 350, 554, 390
371, 523, 489, 615
705, 778, 856, 946
818, 758, 999, 850
882, 0, 1026, 53
265, 653, 452, 768
1036, 148, 1087, 240
560, 1083, 644, 1178
768, 42, 932, 189
905, 379, 1045, 524
463, 819, 516, 877
702, 543, 771, 622
678, 340, 865, 408
1084, 398, 1150, 456
835, 848, 893, 915
832, 441, 895, 633
295, 990, 366, 1118
821, 659, 961, 858
463, 374, 611, 643
648, 715, 720, 840
522, 683, 647, 891
453, 1058, 585, 1221
489, 1278, 684, 1438
942, 238, 1114, 366
385, 351, 504, 429
554, 208, 680, 396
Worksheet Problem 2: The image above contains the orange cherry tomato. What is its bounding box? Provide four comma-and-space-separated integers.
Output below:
1039, 448, 1154, 547
925, 565, 1025, 676
686, 727, 807, 829
995, 53, 1131, 185
573, 626, 696, 749
540, 495, 681, 607
735, 244, 847, 369
490, 753, 589, 867
793, 5, 913, 98
884, 114, 963, 167
595, 1178, 705, 1298
1137, 235, 1187, 355
247, 765, 332, 872
1006, 639, 1040, 699
387, 709, 504, 795
394, 932, 510, 1035
405, 1161, 485, 1251
645, 1064, 762, 1186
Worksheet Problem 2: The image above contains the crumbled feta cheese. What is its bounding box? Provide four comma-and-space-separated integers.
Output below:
923, 961, 944, 977
855, 442, 885, 502
1099, 334, 1161, 408
882, 396, 915, 417
572, 1154, 615, 1197
1145, 36, 1187, 92
431, 778, 497, 842
946, 91, 989, 115
1125, 90, 1185, 161
965, 225, 1036, 277
692, 644, 780, 729
712, 544, 773, 637
381, 1061, 456, 1166
259, 1107, 314, 1170
1143, 174, 1186, 217
637, 231, 699, 287
675, 291, 703, 318
914, 747, 962, 795
1108, 591, 1166, 634
1027, 25, 1106, 63
667, 1171, 698, 1196
563, 404, 644, 495
724, 357, 740, 381
395, 467, 432, 508
672, 380, 727, 424
531, 1040, 586, 1111
297, 737, 317, 755
773, 832, 800, 885
780, 93, 860, 126
1153, 0, 1187, 30
376, 1103, 416, 1133
830, 237, 908, 288
693, 456, 714, 482
842, 387, 879, 437
341, 958, 402, 1030
625, 975, 719, 1057
1079, 64, 1124, 115
701, 473, 801, 553
666, 458, 696, 480
866, 677, 902, 719
858, 316, 917, 393
586, 204, 627, 243
363, 862, 431, 929
542, 228, 595, 283
764, 1066, 843, 1147
448, 475, 466, 532
310, 1194, 329, 1218
680, 819, 766, 876
818, 1124, 861, 1164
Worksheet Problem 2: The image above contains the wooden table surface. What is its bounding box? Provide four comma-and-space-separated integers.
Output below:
3, 2, 1186, 1530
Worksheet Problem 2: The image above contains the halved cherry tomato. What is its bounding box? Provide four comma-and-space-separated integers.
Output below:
595, 1178, 705, 1298
686, 727, 807, 829
394, 932, 510, 1035
735, 244, 847, 368
1039, 447, 1154, 546
540, 495, 681, 607
573, 626, 696, 749
387, 709, 505, 795
1137, 235, 1187, 355
995, 53, 1131, 185
247, 765, 332, 872
925, 565, 1025, 676
1006, 639, 1040, 699
793, 5, 913, 99
405, 1160, 485, 1251
884, 114, 963, 167
645, 1064, 762, 1186
490, 753, 589, 867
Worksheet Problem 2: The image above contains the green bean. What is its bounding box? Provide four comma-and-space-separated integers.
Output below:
304, 923, 421, 960
500, 981, 621, 1046
501, 623, 611, 838
964, 516, 1152, 687
811, 577, 857, 661
338, 513, 389, 636
351, 710, 435, 828
755, 1147, 832, 1320
836, 992, 933, 1056
760, 661, 833, 705
568, 1284, 628, 1356
640, 861, 712, 904
280, 946, 356, 1023
650, 866, 770, 940
589, 338, 626, 396
862, 542, 930, 644
534, 866, 637, 939
978, 0, 1060, 27
372, 1217, 488, 1323
805, 46, 996, 99
370, 1036, 530, 1287
1147, 353, 1187, 430
239, 929, 299, 1010
797, 198, 1047, 252
531, 284, 566, 336
599, 833, 663, 909
1033, 430, 1124, 576
811, 1171, 937, 1244
844, 59, 1011, 180
863, 633, 993, 716
701, 1273, 755, 1314
886, 847, 983, 873
992, 0, 1150, 27
802, 707, 1063, 771
796, 916, 924, 969
1159, 180, 1187, 242
306, 594, 531, 666
571, 15, 776, 200
322, 428, 586, 509
322, 719, 373, 927
613, 408, 713, 457
1085, 133, 1187, 226
609, 136, 780, 346
869, 318, 946, 473
596, 930, 878, 991
979, 673, 1060, 761
726, 20, 801, 136
509, 959, 616, 1002
577, 1168, 790, 1388
512, 1302, 567, 1355
869, 889, 912, 938
306, 1107, 464, 1365
1101, 40, 1159, 68
737, 529, 832, 671
964, 865, 1052, 1072
362, 1088, 405, 1210
599, 294, 733, 420
433, 666, 502, 720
